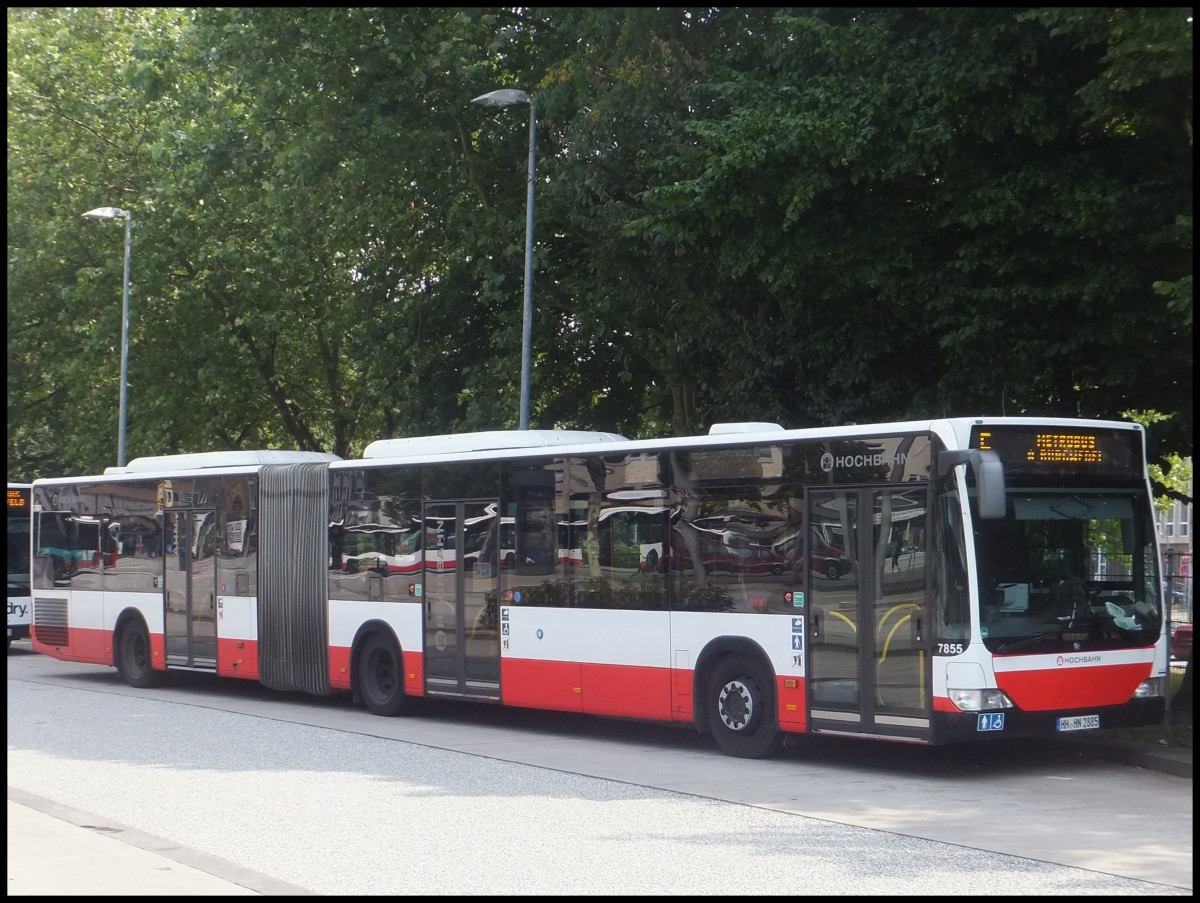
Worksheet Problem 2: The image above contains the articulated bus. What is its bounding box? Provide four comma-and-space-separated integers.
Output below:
8, 483, 33, 647
29, 418, 1168, 757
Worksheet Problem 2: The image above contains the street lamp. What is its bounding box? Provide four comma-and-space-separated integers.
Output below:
82, 205, 132, 466
472, 87, 536, 430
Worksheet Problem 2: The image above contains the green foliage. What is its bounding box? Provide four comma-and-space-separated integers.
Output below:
610, 539, 643, 570
7, 8, 1193, 487
675, 579, 737, 613
1125, 410, 1193, 506
1148, 454, 1193, 513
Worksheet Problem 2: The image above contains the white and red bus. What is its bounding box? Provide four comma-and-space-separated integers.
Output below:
29, 418, 1168, 757
8, 483, 33, 647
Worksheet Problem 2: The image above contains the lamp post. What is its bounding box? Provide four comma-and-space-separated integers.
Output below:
82, 206, 132, 466
471, 88, 536, 430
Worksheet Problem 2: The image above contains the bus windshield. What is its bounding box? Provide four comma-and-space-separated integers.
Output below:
974, 489, 1162, 654
8, 504, 31, 592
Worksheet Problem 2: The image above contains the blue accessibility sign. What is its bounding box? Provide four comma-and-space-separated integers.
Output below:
976, 713, 1005, 732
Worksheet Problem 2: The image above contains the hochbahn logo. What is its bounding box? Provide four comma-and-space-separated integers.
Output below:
821, 451, 907, 472
1057, 654, 1102, 666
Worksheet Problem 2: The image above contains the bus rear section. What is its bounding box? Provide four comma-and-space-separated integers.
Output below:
8, 483, 33, 646
29, 453, 339, 691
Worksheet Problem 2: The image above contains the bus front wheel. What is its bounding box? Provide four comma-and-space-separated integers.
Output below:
707, 654, 782, 759
357, 633, 409, 716
114, 619, 161, 689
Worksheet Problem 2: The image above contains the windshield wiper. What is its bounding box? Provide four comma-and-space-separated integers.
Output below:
995, 630, 1064, 654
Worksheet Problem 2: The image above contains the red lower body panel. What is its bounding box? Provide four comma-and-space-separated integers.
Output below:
996, 662, 1152, 711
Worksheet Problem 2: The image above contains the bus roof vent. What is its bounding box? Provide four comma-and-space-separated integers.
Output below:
121, 450, 342, 472
707, 422, 785, 435
363, 429, 628, 459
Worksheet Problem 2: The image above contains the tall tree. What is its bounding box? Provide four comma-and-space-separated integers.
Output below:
7, 7, 1192, 489
596, 8, 1192, 448
8, 8, 188, 477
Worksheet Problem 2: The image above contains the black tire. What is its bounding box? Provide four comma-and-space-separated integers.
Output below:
825, 560, 840, 581
707, 654, 783, 759
114, 618, 161, 689
357, 632, 408, 716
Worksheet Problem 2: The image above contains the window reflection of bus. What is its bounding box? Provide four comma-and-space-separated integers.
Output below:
559, 506, 668, 571
34, 513, 115, 584
338, 523, 427, 575
462, 510, 516, 571
557, 519, 585, 567
337, 509, 519, 576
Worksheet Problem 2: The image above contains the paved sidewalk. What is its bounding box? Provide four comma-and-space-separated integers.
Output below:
5, 790, 305, 896
7, 739, 1190, 896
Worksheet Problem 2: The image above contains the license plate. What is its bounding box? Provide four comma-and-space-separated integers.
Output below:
1057, 715, 1100, 732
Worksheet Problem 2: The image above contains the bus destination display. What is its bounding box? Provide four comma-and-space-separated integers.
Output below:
971, 426, 1140, 479
7, 487, 30, 510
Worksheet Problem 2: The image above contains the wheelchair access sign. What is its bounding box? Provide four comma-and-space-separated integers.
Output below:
977, 713, 1005, 732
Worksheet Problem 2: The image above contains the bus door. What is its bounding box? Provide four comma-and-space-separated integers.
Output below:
163, 509, 217, 670
807, 487, 930, 740
422, 500, 501, 700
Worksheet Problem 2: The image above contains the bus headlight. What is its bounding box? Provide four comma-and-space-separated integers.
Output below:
1132, 678, 1164, 698
948, 689, 1014, 712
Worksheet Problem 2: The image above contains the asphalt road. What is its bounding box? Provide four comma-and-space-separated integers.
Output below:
7, 644, 1193, 895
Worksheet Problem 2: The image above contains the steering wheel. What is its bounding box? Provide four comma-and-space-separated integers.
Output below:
1053, 575, 1092, 613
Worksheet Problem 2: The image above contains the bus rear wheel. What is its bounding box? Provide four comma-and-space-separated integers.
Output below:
357, 633, 409, 716
707, 654, 782, 759
115, 619, 161, 689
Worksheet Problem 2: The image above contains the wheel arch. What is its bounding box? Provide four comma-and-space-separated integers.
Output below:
112, 607, 153, 668
348, 619, 404, 705
692, 636, 777, 734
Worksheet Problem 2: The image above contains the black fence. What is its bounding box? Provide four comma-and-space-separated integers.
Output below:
1164, 549, 1193, 628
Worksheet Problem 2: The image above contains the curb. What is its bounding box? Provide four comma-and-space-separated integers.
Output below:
1063, 739, 1193, 779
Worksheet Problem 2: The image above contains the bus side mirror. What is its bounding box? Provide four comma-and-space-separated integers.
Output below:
938, 449, 1006, 520
975, 452, 1005, 520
